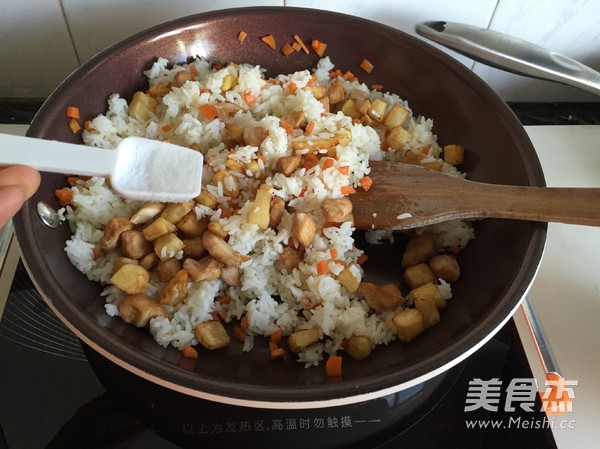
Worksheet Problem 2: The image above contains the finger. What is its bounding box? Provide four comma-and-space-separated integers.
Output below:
0, 185, 26, 228
0, 165, 41, 200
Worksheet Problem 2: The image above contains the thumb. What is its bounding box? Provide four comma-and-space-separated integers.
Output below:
0, 185, 26, 228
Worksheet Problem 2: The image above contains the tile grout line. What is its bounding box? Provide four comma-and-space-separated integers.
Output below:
58, 0, 82, 66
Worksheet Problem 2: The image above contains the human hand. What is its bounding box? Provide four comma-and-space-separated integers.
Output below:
0, 165, 41, 228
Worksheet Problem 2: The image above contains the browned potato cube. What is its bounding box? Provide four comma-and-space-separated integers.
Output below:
225, 154, 245, 173
202, 231, 241, 267
383, 103, 410, 129
281, 111, 306, 129
276, 246, 304, 273
212, 170, 240, 199
118, 294, 167, 327
129, 91, 158, 120
160, 201, 194, 224
291, 213, 316, 248
428, 254, 460, 282
328, 79, 345, 105
110, 264, 150, 295
321, 197, 353, 223
337, 262, 360, 293
414, 295, 440, 329
403, 263, 437, 290
139, 252, 159, 271
345, 335, 372, 360
354, 99, 371, 116
130, 202, 165, 225
401, 232, 436, 268
386, 126, 412, 150
304, 85, 327, 100
277, 155, 302, 176
155, 257, 181, 282
100, 216, 133, 251
269, 196, 286, 228
142, 217, 177, 242
393, 308, 424, 342
182, 238, 206, 259
367, 98, 387, 122
221, 73, 237, 92
411, 282, 446, 310
120, 230, 152, 260
340, 99, 361, 119
288, 328, 321, 353
247, 184, 272, 230
183, 256, 223, 282
154, 233, 185, 261
159, 269, 189, 306
443, 144, 465, 165
112, 256, 138, 274
358, 282, 405, 313
195, 190, 218, 209
195, 320, 230, 350
207, 221, 228, 239
177, 212, 208, 238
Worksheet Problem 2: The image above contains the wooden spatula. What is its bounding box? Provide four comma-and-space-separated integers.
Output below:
350, 161, 600, 230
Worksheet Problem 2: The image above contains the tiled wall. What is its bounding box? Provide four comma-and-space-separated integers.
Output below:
1, 0, 598, 102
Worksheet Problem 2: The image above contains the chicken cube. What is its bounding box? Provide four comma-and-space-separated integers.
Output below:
337, 262, 361, 293
358, 282, 405, 313
414, 295, 440, 329
159, 269, 189, 306
403, 263, 437, 289
154, 233, 185, 261
139, 252, 159, 271
176, 212, 208, 238
277, 155, 302, 176
220, 265, 240, 286
402, 150, 443, 171
118, 294, 167, 327
160, 201, 195, 224
392, 308, 425, 342
216, 102, 244, 120
401, 232, 436, 268
110, 264, 150, 295
276, 246, 304, 273
411, 282, 447, 310
288, 328, 321, 353
202, 231, 241, 267
328, 79, 345, 105
304, 85, 327, 100
182, 238, 206, 259
195, 320, 231, 350
243, 126, 267, 148
345, 335, 372, 360
120, 230, 152, 260
207, 221, 228, 239
155, 257, 181, 282
428, 254, 460, 282
321, 197, 353, 223
443, 144, 465, 165
100, 217, 133, 251
291, 213, 316, 248
269, 196, 286, 228
173, 70, 193, 87
247, 184, 273, 230
183, 256, 223, 282
130, 202, 165, 225
281, 111, 306, 129
142, 217, 177, 242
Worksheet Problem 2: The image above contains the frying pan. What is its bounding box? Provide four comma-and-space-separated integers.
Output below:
12, 7, 546, 409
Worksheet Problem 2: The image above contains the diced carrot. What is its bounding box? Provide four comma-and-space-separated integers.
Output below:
68, 118, 81, 134
161, 124, 172, 132
359, 176, 373, 192
210, 312, 220, 321
371, 83, 383, 91
333, 259, 346, 266
55, 188, 73, 206
216, 293, 231, 304
240, 315, 249, 331
182, 345, 199, 359
311, 39, 327, 57
341, 186, 356, 195
342, 70, 355, 81
237, 30, 248, 44
234, 326, 247, 343
270, 328, 283, 344
281, 121, 293, 134
66, 106, 80, 119
317, 259, 328, 275
357, 254, 369, 265
360, 59, 374, 73
288, 81, 297, 94
243, 90, 256, 105
304, 152, 318, 163
84, 120, 93, 132
67, 176, 80, 186
322, 157, 334, 170
92, 247, 101, 261
305, 120, 316, 135
421, 145, 431, 155
189, 63, 198, 77
240, 255, 252, 263
322, 221, 338, 229
261, 34, 276, 50
338, 166, 350, 175
448, 245, 462, 255
199, 104, 218, 120
325, 355, 342, 377
218, 309, 228, 320
329, 248, 338, 259
303, 161, 317, 171
269, 343, 285, 360
281, 42, 294, 56
292, 42, 302, 52
212, 63, 223, 70
220, 207, 232, 218
293, 34, 310, 54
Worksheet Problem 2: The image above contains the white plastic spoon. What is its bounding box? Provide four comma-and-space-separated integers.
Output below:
0, 134, 203, 202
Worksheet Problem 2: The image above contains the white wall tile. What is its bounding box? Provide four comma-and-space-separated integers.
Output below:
62, 0, 284, 64
474, 0, 600, 102
0, 0, 79, 98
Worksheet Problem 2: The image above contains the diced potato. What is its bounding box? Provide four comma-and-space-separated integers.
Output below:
142, 217, 177, 242
221, 265, 240, 286
130, 202, 165, 225
304, 85, 327, 100
225, 156, 245, 173
118, 294, 167, 327
110, 264, 150, 295
194, 320, 230, 350
349, 89, 369, 102
112, 256, 138, 274
207, 221, 228, 239
221, 73, 238, 92
367, 98, 388, 122
247, 184, 272, 230
202, 231, 241, 267
403, 263, 437, 289
245, 160, 262, 178
176, 212, 208, 238
321, 197, 353, 223
183, 256, 223, 282
401, 232, 436, 268
277, 154, 302, 176
428, 254, 460, 282
386, 126, 412, 149
160, 201, 194, 224
319, 96, 330, 113
128, 91, 158, 120
100, 216, 133, 251
392, 308, 425, 342
223, 123, 245, 148
402, 150, 443, 171
139, 252, 159, 271
287, 328, 321, 353
156, 258, 181, 282
291, 138, 339, 152
281, 111, 306, 128
153, 232, 185, 261
345, 335, 372, 360
328, 79, 345, 105
159, 269, 189, 306
383, 103, 410, 130
291, 212, 316, 248
414, 295, 440, 329
147, 82, 171, 98
443, 144, 464, 165
182, 238, 206, 259
120, 230, 152, 260
173, 70, 193, 87
358, 282, 404, 313
340, 99, 361, 119
212, 170, 240, 199
337, 262, 361, 293
269, 196, 286, 228
411, 282, 446, 310
195, 190, 218, 209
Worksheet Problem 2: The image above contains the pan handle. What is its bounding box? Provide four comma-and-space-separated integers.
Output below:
415, 21, 600, 96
